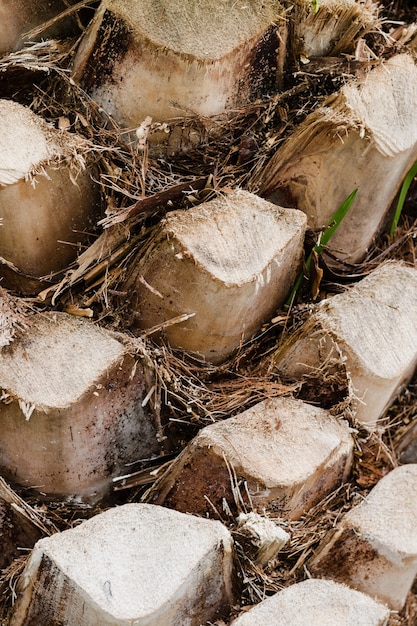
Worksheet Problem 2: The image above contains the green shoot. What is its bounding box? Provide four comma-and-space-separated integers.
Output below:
311, 0, 319, 13
285, 188, 359, 310
389, 160, 417, 238
316, 188, 359, 252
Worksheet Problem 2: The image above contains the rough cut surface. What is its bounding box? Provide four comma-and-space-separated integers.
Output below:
293, 0, 377, 58
0, 99, 87, 186
163, 191, 304, 285
259, 54, 417, 262
151, 396, 353, 520
342, 54, 417, 158
72, 0, 283, 139
0, 101, 51, 185
0, 100, 99, 292
274, 262, 417, 426
320, 264, 417, 382
0, 312, 160, 501
106, 0, 281, 60
310, 465, 417, 610
125, 190, 306, 363
236, 512, 290, 566
0, 312, 124, 410
230, 578, 390, 625
12, 504, 235, 626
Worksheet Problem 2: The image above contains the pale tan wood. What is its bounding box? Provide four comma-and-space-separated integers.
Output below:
236, 512, 290, 566
122, 190, 306, 364
0, 312, 160, 502
310, 465, 417, 611
273, 262, 417, 427
72, 0, 285, 150
258, 54, 417, 263
0, 100, 100, 294
288, 0, 378, 60
0, 0, 79, 54
231, 579, 390, 626
149, 396, 353, 520
11, 504, 235, 626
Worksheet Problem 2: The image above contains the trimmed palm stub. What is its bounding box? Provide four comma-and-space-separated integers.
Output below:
310, 465, 417, 611
72, 0, 284, 151
273, 262, 417, 427
11, 504, 235, 626
0, 312, 161, 503
122, 190, 306, 364
230, 579, 389, 626
0, 0, 80, 55
147, 396, 353, 520
0, 100, 100, 294
258, 54, 417, 263
285, 0, 378, 61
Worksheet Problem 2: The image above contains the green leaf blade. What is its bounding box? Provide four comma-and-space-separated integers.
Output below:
285, 188, 358, 310
318, 188, 359, 250
389, 161, 417, 238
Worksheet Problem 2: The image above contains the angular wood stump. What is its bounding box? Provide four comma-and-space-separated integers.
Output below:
72, 0, 285, 150
148, 396, 352, 520
12, 504, 235, 625
122, 190, 306, 364
287, 0, 377, 60
0, 312, 161, 502
230, 579, 389, 625
258, 54, 417, 262
310, 465, 417, 610
273, 262, 417, 427
0, 100, 100, 294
